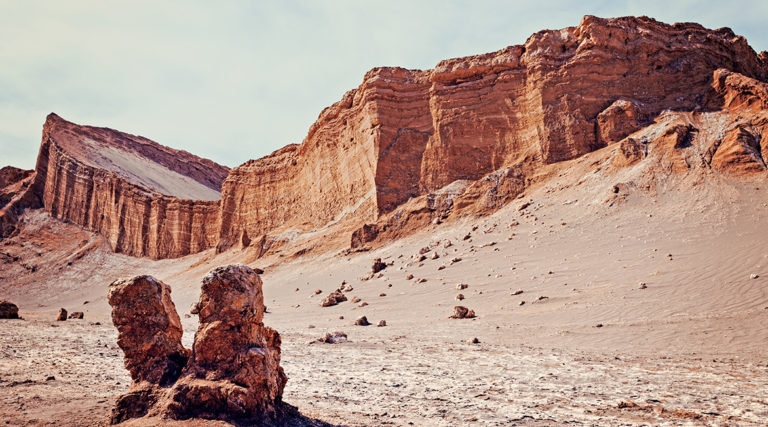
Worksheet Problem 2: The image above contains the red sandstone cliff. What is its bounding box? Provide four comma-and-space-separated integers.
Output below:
218, 15, 768, 252
3, 15, 768, 259
2, 114, 229, 259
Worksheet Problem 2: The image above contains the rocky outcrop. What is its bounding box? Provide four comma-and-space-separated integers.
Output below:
218, 15, 767, 253
108, 276, 189, 389
5, 16, 768, 260
6, 114, 229, 259
108, 265, 287, 425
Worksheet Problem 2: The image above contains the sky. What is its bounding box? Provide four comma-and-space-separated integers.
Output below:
1, 0, 767, 170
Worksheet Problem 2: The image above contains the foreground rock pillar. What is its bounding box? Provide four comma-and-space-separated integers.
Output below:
107, 275, 190, 423
165, 264, 287, 422
108, 264, 287, 425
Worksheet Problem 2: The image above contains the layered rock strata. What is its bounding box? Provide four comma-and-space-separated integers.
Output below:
218, 15, 768, 252
4, 114, 228, 259
108, 265, 287, 425
4, 16, 768, 258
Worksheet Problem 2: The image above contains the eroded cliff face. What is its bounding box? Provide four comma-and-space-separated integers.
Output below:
3, 15, 767, 259
10, 114, 229, 259
219, 15, 768, 253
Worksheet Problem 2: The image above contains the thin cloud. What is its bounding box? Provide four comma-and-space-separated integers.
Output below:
1, 0, 765, 169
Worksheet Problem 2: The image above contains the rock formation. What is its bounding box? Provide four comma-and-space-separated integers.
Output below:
3, 16, 768, 259
0, 300, 19, 319
107, 276, 189, 389
215, 15, 768, 252
1, 114, 228, 259
108, 265, 287, 425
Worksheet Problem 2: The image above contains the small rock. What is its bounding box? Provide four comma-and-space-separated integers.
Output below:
443, 240, 452, 248
314, 289, 322, 295
471, 337, 480, 344
372, 258, 387, 274
449, 306, 476, 319
438, 265, 446, 270
354, 316, 370, 326
46, 376, 55, 381
639, 282, 647, 289
750, 273, 759, 279
56, 308, 67, 321
451, 257, 462, 264
68, 311, 84, 319
351, 296, 361, 303
321, 290, 347, 307
419, 247, 431, 255
456, 294, 465, 300
537, 296, 549, 301
377, 320, 387, 327
359, 302, 368, 307
406, 274, 414, 280
431, 252, 439, 260
416, 278, 427, 283
379, 293, 386, 297
456, 283, 468, 290
339, 315, 344, 320
519, 301, 526, 306
595, 323, 604, 328
317, 331, 347, 344
512, 289, 523, 295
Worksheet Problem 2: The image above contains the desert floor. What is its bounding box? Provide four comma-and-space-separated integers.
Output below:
2, 166, 768, 425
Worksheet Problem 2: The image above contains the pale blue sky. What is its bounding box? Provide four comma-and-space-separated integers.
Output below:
1, 0, 766, 169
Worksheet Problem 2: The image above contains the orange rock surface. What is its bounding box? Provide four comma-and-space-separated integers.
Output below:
3, 16, 768, 258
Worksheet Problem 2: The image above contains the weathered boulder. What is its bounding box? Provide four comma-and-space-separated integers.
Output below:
371, 258, 387, 274
68, 311, 84, 319
321, 289, 347, 307
450, 306, 476, 319
0, 300, 19, 319
56, 308, 67, 321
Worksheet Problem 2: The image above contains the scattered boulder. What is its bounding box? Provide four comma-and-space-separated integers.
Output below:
377, 320, 387, 327
316, 331, 348, 344
418, 247, 431, 255
639, 282, 648, 289
0, 300, 19, 319
456, 294, 465, 301
56, 308, 67, 321
351, 296, 361, 303
750, 273, 759, 279
430, 252, 439, 260
456, 283, 468, 290
471, 337, 480, 344
371, 258, 387, 274
354, 316, 370, 326
406, 274, 414, 280
314, 289, 322, 295
512, 289, 523, 295
68, 311, 84, 319
108, 265, 288, 425
321, 289, 347, 307
449, 306, 476, 319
